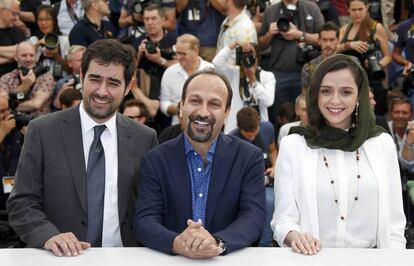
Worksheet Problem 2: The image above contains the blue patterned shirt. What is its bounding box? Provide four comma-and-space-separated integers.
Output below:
184, 135, 217, 225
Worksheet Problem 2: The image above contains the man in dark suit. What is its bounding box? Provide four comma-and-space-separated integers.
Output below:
134, 68, 266, 259
7, 39, 158, 256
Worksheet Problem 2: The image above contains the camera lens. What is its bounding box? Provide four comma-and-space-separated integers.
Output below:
44, 33, 59, 50
277, 17, 290, 32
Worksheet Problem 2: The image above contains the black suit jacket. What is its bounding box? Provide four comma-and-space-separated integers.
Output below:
7, 106, 158, 247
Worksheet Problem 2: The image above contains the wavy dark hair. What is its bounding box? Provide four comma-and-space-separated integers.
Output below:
81, 39, 136, 89
307, 55, 365, 134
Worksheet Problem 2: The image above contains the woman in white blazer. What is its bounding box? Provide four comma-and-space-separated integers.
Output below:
272, 54, 406, 255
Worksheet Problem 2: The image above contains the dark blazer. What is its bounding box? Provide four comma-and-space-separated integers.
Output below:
7, 106, 158, 247
134, 133, 266, 254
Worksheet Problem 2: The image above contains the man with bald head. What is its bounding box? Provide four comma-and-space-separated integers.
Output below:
0, 0, 26, 76
0, 42, 55, 116
134, 68, 265, 258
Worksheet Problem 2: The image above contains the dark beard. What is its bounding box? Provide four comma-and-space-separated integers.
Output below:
187, 115, 215, 143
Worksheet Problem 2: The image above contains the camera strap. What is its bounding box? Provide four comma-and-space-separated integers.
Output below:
239, 68, 261, 106
66, 0, 80, 24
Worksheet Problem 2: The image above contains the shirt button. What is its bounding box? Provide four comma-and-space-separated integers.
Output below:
197, 167, 202, 172
193, 152, 197, 156
199, 193, 203, 197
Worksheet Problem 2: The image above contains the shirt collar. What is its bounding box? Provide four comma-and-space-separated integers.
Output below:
183, 134, 217, 162
79, 101, 117, 137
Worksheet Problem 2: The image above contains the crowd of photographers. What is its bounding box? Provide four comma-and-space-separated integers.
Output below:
1, 0, 414, 247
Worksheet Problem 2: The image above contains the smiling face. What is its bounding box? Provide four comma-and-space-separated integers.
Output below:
317, 68, 359, 130
180, 74, 230, 144
81, 59, 128, 123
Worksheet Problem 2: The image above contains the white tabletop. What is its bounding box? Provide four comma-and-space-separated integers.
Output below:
0, 247, 413, 266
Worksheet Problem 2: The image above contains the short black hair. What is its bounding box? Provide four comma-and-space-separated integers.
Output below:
81, 39, 136, 89
319, 21, 339, 37
59, 88, 82, 108
181, 68, 233, 111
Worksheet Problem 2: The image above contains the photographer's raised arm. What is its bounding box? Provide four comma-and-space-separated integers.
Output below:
0, 45, 18, 61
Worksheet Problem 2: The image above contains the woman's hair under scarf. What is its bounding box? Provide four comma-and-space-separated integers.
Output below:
289, 54, 386, 151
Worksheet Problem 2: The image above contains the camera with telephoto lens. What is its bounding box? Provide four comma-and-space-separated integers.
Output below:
296, 43, 320, 64
236, 46, 256, 68
8, 92, 26, 110
277, 4, 297, 32
145, 39, 157, 54
43, 33, 59, 50
132, 0, 150, 14
19, 65, 50, 77
11, 111, 34, 130
364, 42, 386, 81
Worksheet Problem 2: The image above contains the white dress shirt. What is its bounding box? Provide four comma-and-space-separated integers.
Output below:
160, 58, 214, 125
58, 0, 84, 36
212, 46, 276, 133
79, 102, 123, 247
315, 148, 378, 248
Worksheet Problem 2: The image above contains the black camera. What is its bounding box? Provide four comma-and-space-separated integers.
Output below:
8, 92, 26, 110
296, 43, 320, 64
364, 42, 386, 81
118, 24, 146, 44
19, 65, 49, 77
403, 66, 414, 92
43, 33, 59, 50
145, 39, 157, 54
132, 0, 150, 14
236, 46, 256, 68
277, 4, 297, 32
71, 74, 82, 91
11, 111, 34, 130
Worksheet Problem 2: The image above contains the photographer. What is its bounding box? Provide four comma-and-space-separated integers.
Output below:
336, 0, 391, 115
392, 3, 414, 101
258, 0, 323, 125
301, 22, 339, 93
212, 41, 275, 133
69, 0, 117, 47
0, 42, 54, 116
52, 45, 85, 110
0, 93, 24, 212
118, 0, 176, 31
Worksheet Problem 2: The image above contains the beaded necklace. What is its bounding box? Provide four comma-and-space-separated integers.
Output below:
322, 149, 361, 221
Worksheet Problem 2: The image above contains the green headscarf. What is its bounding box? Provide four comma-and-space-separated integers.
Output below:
289, 54, 386, 151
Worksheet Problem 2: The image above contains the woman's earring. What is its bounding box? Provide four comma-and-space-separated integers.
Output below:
354, 102, 359, 127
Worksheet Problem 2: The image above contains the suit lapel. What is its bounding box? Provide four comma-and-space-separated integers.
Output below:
60, 107, 87, 212
170, 135, 193, 221
205, 134, 236, 228
116, 114, 133, 224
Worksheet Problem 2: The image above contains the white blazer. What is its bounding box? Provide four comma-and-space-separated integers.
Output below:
272, 133, 406, 249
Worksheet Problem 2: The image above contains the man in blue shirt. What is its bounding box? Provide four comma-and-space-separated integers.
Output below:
134, 68, 265, 258
230, 107, 277, 247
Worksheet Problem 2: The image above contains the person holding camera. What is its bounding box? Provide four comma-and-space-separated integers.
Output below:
0, 93, 24, 212
0, 42, 54, 117
118, 0, 176, 31
392, 3, 414, 102
216, 0, 257, 60
212, 41, 275, 133
69, 0, 117, 47
29, 5, 71, 79
56, 0, 84, 36
258, 0, 324, 126
53, 45, 86, 110
336, 0, 391, 115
